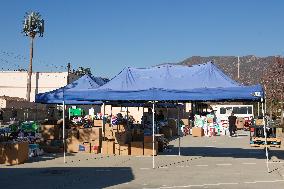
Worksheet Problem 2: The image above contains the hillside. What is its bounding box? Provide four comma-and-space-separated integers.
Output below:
177, 55, 276, 85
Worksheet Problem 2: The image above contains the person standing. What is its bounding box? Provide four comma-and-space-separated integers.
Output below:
228, 112, 237, 137
0, 108, 4, 126
11, 107, 17, 122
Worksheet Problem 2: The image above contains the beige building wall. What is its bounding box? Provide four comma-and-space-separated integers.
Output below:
102, 105, 145, 123
0, 71, 69, 102
102, 103, 191, 123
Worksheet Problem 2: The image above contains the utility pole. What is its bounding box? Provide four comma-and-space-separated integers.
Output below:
22, 12, 44, 102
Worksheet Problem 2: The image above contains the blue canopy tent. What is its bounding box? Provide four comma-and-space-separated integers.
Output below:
64, 62, 263, 102
35, 74, 104, 104
64, 62, 265, 168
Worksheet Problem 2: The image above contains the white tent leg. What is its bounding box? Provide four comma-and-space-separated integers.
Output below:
177, 104, 181, 156
103, 103, 105, 139
63, 100, 66, 163
152, 102, 155, 169
262, 98, 269, 172
257, 102, 260, 117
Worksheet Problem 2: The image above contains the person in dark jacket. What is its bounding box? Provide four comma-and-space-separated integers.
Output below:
228, 112, 237, 137
0, 108, 4, 125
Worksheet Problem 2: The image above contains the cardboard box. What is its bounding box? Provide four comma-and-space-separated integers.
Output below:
101, 141, 108, 154
160, 127, 172, 138
236, 117, 245, 129
66, 136, 80, 153
131, 142, 143, 156
42, 146, 63, 153
115, 143, 120, 155
0, 144, 5, 164
168, 119, 177, 128
0, 142, 29, 165
119, 144, 130, 155
114, 131, 130, 144
83, 142, 91, 153
94, 119, 103, 127
132, 133, 144, 142
91, 145, 100, 154
255, 119, 264, 126
104, 130, 114, 140
143, 142, 158, 156
101, 141, 115, 155
144, 135, 155, 143
79, 127, 102, 142
181, 119, 189, 126
192, 127, 204, 137
67, 129, 79, 138
107, 141, 115, 155
112, 124, 127, 131
41, 124, 60, 140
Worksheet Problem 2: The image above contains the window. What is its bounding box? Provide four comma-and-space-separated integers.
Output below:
233, 107, 240, 114
220, 108, 226, 114
248, 107, 252, 114
226, 107, 232, 114
239, 107, 248, 114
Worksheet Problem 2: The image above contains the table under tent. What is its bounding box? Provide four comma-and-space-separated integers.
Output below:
64, 62, 266, 169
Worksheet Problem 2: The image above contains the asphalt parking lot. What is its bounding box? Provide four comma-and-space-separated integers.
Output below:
1, 131, 284, 189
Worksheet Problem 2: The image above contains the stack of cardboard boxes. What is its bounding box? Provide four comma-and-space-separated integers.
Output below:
65, 120, 160, 156
40, 124, 63, 153
67, 127, 102, 154
0, 141, 29, 165
102, 123, 131, 155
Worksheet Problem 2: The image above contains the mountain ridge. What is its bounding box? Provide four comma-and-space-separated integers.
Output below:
164, 55, 277, 85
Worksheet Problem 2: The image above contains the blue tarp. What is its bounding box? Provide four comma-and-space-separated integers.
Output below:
64, 62, 264, 102
35, 74, 104, 104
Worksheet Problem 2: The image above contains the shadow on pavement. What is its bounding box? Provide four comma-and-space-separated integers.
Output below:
0, 167, 134, 189
162, 146, 284, 160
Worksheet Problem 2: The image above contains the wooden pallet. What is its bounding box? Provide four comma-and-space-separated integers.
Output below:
252, 137, 281, 143
250, 144, 281, 148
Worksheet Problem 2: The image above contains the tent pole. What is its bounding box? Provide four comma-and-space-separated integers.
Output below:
152, 102, 155, 169
127, 106, 129, 129
177, 103, 181, 156
103, 102, 105, 139
111, 104, 113, 125
257, 102, 260, 117
63, 100, 66, 163
262, 98, 269, 172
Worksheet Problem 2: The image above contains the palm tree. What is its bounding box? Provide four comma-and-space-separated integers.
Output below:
22, 12, 44, 101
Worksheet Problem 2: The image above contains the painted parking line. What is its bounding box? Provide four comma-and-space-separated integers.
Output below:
140, 168, 150, 170
242, 162, 257, 165
195, 165, 209, 167
216, 163, 232, 166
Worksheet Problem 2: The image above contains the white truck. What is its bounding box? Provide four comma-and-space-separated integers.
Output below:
211, 104, 254, 129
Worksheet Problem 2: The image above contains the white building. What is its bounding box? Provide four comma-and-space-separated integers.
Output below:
0, 71, 77, 102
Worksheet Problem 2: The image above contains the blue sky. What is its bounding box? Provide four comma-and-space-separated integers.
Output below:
0, 0, 283, 78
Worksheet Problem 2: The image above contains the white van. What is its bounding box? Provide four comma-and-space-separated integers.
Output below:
212, 105, 254, 128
